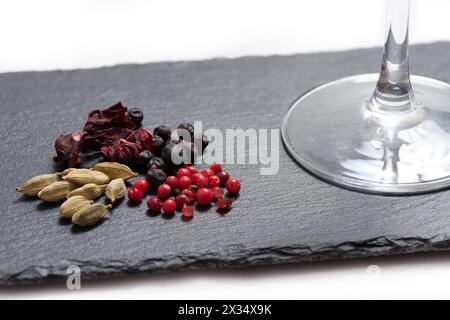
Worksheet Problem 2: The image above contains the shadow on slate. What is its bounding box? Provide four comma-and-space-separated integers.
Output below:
1, 43, 450, 285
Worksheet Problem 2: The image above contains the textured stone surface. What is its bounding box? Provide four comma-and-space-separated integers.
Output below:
1, 43, 450, 285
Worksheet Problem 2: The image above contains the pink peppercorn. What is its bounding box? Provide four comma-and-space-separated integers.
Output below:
176, 168, 191, 179
147, 197, 163, 212
157, 184, 172, 199
162, 199, 177, 214
226, 178, 241, 194
210, 163, 222, 173
196, 188, 214, 205
178, 176, 192, 190
209, 175, 221, 188
165, 176, 179, 190
195, 174, 209, 188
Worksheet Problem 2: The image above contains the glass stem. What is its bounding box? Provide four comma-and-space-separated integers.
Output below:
370, 0, 416, 113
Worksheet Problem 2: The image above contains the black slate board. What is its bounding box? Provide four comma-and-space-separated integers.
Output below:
2, 43, 450, 285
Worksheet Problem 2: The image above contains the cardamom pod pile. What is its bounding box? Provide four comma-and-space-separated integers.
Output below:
16, 162, 137, 227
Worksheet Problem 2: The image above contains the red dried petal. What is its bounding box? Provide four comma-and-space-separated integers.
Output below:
84, 101, 138, 130
81, 127, 133, 151
126, 128, 154, 152
101, 139, 140, 166
80, 102, 140, 151
54, 132, 82, 167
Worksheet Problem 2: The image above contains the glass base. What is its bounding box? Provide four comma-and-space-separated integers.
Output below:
281, 74, 450, 194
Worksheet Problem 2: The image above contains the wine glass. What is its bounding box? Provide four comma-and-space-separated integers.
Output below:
281, 0, 450, 194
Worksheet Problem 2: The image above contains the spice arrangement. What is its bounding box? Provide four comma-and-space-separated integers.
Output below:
16, 102, 241, 227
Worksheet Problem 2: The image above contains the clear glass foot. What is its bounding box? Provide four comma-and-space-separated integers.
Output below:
282, 0, 450, 194
281, 74, 450, 194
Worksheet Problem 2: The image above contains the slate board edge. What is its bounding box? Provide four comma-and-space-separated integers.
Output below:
2, 234, 449, 286
3, 42, 450, 287
2, 41, 447, 77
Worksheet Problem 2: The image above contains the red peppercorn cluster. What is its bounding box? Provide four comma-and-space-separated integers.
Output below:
128, 179, 149, 202
128, 163, 240, 219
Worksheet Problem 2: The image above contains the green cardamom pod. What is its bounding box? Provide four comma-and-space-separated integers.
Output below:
56, 168, 77, 177
16, 173, 59, 196
63, 168, 109, 186
60, 196, 93, 219
72, 203, 112, 227
67, 183, 107, 200
38, 181, 76, 202
105, 178, 126, 204
93, 162, 138, 181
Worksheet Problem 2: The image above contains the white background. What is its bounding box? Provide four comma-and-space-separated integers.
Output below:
2, 0, 450, 299
2, 0, 450, 73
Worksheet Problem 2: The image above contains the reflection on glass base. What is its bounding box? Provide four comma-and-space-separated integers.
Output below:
281, 74, 450, 194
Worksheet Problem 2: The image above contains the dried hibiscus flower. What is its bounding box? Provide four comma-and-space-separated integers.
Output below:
54, 101, 144, 167
100, 128, 154, 167
81, 127, 133, 152
54, 132, 82, 167
101, 139, 140, 166
126, 128, 154, 152
81, 101, 141, 152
